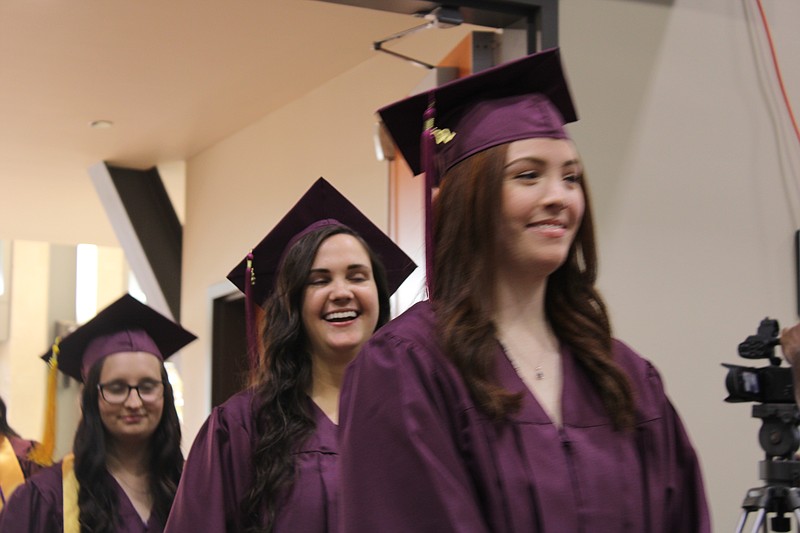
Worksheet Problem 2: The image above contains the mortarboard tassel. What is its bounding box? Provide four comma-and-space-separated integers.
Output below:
28, 339, 60, 466
244, 252, 259, 371
421, 94, 438, 297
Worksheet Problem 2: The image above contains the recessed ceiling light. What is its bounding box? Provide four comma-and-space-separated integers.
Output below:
89, 120, 114, 129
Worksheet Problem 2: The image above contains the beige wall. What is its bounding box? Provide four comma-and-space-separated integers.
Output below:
0, 241, 50, 441
561, 1, 799, 530
1, 175, 117, 248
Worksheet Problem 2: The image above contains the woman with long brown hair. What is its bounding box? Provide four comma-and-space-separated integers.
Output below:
164, 178, 415, 532
338, 49, 710, 532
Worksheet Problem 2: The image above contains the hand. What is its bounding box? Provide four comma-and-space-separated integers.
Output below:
781, 323, 800, 366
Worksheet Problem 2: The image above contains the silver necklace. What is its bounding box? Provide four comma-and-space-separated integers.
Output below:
499, 340, 549, 381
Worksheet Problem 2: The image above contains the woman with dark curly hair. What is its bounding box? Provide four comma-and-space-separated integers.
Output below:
164, 178, 415, 533
0, 294, 195, 532
338, 49, 710, 532
0, 396, 44, 510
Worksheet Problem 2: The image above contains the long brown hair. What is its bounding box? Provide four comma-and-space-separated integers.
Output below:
432, 143, 635, 429
242, 225, 391, 532
74, 359, 183, 532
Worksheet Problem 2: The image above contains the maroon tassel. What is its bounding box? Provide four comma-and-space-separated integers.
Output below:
244, 251, 259, 371
421, 95, 437, 298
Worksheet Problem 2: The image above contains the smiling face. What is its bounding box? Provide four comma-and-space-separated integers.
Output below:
97, 351, 164, 446
497, 137, 585, 279
301, 233, 380, 366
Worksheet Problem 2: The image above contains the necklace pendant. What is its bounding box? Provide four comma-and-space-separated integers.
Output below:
535, 366, 544, 380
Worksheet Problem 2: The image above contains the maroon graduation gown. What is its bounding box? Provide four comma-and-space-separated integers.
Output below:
0, 436, 43, 506
164, 390, 339, 532
0, 461, 164, 532
8, 436, 43, 481
338, 300, 711, 533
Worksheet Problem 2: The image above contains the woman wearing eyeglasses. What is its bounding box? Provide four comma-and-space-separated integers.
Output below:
0, 294, 196, 533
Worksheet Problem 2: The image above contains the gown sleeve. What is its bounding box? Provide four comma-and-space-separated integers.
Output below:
338, 328, 490, 533
665, 399, 711, 532
9, 436, 44, 480
0, 465, 62, 532
625, 348, 711, 533
163, 392, 254, 533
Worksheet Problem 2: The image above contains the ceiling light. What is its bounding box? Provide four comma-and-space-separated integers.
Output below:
89, 120, 114, 129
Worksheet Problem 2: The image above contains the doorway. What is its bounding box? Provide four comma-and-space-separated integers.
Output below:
211, 294, 249, 407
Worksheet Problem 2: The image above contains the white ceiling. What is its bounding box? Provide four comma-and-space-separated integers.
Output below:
0, 0, 468, 237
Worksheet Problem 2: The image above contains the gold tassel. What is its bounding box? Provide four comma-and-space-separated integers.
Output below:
28, 339, 59, 466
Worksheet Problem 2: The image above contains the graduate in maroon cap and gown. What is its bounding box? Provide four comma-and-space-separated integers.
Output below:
164, 178, 415, 533
0, 396, 44, 511
338, 48, 711, 533
0, 294, 196, 532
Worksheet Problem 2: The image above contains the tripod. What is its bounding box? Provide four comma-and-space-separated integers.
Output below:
736, 404, 800, 532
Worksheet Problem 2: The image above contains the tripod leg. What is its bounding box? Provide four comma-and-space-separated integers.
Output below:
735, 510, 749, 533
748, 508, 766, 533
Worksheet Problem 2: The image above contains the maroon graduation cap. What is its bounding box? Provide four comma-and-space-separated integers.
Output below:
227, 177, 417, 370
377, 47, 577, 182
375, 47, 578, 293
227, 177, 416, 306
41, 294, 196, 382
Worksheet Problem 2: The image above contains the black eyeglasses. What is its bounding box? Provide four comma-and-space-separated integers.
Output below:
97, 380, 164, 405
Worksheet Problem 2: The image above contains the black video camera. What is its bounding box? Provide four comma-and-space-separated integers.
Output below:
724, 318, 794, 404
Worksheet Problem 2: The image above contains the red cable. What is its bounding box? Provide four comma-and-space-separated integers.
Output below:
755, 0, 800, 147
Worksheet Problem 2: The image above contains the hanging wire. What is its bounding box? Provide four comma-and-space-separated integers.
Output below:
754, 0, 800, 148
744, 0, 800, 228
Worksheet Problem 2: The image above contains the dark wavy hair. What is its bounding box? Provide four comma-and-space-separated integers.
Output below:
432, 143, 635, 429
242, 224, 391, 532
73, 355, 183, 532
0, 396, 20, 438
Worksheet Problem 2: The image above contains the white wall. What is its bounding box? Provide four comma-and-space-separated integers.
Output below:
561, 1, 800, 530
